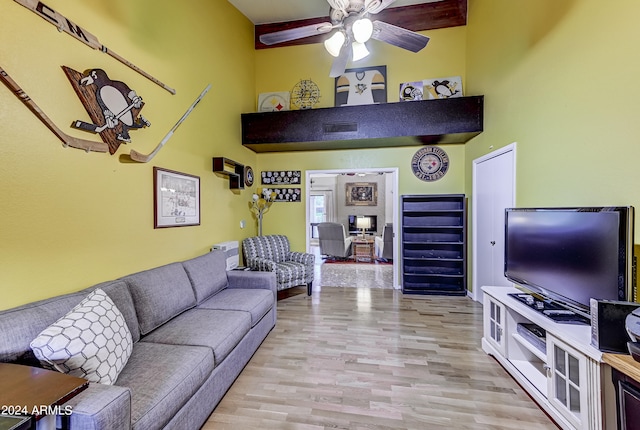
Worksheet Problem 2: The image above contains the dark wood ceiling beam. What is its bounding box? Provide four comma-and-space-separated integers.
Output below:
254, 0, 467, 50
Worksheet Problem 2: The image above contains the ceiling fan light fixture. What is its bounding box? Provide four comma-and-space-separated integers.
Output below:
352, 18, 374, 43
351, 41, 370, 61
324, 31, 346, 57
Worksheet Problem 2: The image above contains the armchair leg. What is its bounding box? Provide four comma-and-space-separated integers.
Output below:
307, 282, 312, 296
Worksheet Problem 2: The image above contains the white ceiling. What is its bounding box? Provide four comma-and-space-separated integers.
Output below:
228, 0, 441, 25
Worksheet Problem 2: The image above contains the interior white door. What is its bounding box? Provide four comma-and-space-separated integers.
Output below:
472, 144, 516, 303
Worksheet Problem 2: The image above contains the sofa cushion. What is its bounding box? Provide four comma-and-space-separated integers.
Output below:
198, 289, 273, 327
30, 288, 133, 385
140, 308, 250, 365
182, 251, 229, 303
114, 341, 214, 430
123, 262, 196, 335
85, 279, 141, 343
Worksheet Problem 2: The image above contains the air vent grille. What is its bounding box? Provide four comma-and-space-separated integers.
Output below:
323, 123, 358, 133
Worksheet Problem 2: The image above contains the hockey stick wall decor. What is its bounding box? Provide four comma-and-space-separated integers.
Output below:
13, 0, 176, 95
0, 66, 108, 153
129, 84, 211, 163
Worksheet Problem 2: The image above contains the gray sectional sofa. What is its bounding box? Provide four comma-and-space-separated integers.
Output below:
0, 250, 277, 430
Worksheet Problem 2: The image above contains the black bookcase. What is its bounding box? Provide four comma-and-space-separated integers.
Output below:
401, 194, 467, 295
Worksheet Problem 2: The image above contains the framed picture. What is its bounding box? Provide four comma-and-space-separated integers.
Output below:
345, 182, 378, 206
153, 167, 200, 228
261, 170, 301, 185
335, 65, 387, 107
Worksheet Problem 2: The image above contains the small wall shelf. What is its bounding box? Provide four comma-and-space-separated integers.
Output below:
212, 157, 245, 189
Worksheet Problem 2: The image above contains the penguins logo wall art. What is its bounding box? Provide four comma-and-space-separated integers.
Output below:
423, 76, 463, 100
62, 66, 150, 155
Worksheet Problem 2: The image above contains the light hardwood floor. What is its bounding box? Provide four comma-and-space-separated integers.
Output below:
204, 287, 558, 429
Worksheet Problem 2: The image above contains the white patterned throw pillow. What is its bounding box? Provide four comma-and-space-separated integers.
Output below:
30, 288, 133, 385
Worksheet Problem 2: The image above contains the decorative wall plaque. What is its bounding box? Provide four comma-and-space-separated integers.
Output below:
265, 188, 301, 202
261, 171, 301, 185
411, 146, 450, 182
63, 66, 149, 155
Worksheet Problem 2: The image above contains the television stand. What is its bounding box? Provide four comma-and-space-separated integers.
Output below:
508, 293, 590, 325
482, 286, 605, 430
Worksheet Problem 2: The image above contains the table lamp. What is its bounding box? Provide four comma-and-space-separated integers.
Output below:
356, 216, 371, 238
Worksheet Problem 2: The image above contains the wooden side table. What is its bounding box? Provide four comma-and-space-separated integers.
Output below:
0, 363, 89, 429
353, 238, 374, 262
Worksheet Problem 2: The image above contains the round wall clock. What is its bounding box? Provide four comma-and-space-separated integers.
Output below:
244, 166, 254, 187
411, 146, 450, 181
291, 79, 320, 109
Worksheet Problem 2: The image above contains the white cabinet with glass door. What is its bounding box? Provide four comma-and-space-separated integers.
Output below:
546, 335, 590, 429
483, 295, 506, 356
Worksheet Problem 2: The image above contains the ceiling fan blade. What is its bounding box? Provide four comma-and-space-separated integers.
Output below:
329, 43, 351, 78
366, 0, 397, 14
259, 22, 334, 45
371, 20, 430, 53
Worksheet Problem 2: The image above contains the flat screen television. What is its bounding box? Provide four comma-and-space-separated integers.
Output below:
348, 215, 377, 235
504, 206, 635, 318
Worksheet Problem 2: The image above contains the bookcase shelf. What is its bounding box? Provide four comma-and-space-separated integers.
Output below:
400, 194, 467, 295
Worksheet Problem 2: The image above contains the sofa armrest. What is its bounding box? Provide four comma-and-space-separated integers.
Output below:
245, 257, 277, 272
287, 251, 315, 266
227, 270, 277, 295
64, 382, 132, 430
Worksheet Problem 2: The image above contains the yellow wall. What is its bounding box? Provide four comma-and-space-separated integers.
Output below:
254, 26, 469, 251
255, 26, 467, 108
463, 0, 640, 291
466, 0, 640, 214
8, 1, 636, 308
0, 0, 258, 309
257, 145, 467, 251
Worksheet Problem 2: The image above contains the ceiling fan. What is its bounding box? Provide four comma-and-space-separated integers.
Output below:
258, 0, 430, 77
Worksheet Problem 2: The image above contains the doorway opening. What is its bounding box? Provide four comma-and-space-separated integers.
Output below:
306, 168, 400, 289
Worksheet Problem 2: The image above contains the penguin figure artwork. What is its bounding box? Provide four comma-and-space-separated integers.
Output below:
63, 66, 150, 154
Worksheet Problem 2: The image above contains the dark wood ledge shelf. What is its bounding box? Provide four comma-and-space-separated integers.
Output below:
241, 96, 483, 153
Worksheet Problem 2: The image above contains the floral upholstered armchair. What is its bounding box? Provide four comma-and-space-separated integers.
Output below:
242, 235, 315, 295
